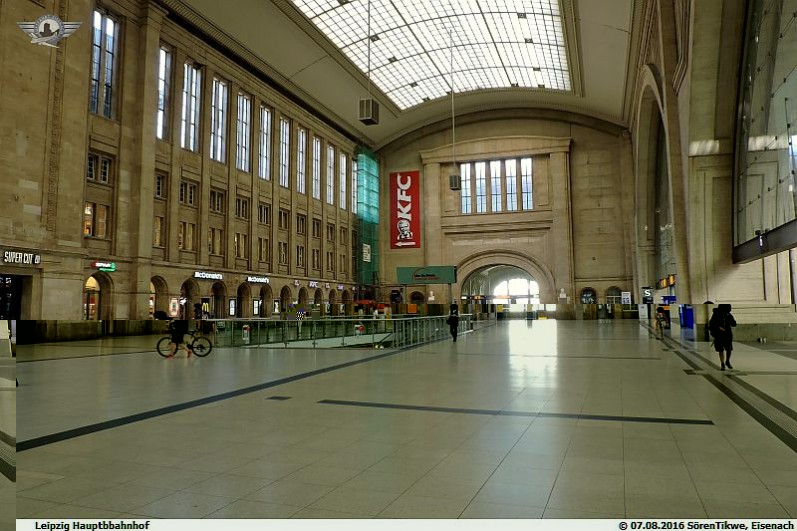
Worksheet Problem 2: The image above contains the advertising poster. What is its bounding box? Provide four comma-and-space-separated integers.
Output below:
389, 170, 421, 249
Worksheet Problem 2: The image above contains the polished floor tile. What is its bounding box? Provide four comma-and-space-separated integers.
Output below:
15, 320, 797, 519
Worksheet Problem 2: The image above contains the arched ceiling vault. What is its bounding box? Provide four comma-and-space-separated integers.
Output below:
168, 0, 644, 147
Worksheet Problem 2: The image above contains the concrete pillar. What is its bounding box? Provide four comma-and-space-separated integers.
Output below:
549, 151, 575, 301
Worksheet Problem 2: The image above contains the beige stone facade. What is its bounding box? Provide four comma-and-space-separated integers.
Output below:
1, 0, 795, 321
1, 0, 358, 319
379, 113, 635, 304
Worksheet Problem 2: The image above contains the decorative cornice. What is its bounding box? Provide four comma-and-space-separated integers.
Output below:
420, 136, 571, 164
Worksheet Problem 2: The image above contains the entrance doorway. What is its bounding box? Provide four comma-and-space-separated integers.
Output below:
0, 275, 22, 320
83, 273, 111, 320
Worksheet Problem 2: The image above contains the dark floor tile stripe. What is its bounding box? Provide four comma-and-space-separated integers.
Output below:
318, 398, 713, 425
728, 375, 797, 424
18, 328, 491, 452
0, 430, 15, 448
642, 323, 797, 454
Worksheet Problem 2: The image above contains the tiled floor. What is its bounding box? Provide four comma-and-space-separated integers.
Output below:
16, 320, 797, 519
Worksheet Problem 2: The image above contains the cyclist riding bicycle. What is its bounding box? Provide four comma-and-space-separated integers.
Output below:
167, 319, 193, 357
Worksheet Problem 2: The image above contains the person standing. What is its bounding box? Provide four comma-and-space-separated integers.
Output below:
447, 304, 460, 342
709, 304, 736, 370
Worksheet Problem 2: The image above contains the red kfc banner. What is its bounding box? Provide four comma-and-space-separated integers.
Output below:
390, 170, 421, 249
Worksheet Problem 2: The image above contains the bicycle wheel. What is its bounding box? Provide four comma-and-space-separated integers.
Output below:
191, 336, 213, 357
157, 337, 174, 357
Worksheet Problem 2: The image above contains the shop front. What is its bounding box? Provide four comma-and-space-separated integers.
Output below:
0, 248, 42, 320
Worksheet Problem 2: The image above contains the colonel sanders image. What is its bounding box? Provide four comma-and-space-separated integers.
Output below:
397, 219, 413, 240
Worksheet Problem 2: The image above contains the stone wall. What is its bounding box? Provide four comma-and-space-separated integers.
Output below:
378, 113, 634, 304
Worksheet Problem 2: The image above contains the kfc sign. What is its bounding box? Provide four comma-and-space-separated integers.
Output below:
390, 170, 421, 249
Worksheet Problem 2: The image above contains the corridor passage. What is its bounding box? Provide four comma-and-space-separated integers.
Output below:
16, 320, 797, 519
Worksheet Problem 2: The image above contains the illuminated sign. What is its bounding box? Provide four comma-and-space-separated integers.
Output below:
390, 171, 422, 249
3, 250, 41, 265
324, 282, 330, 289
363, 243, 372, 262
194, 271, 223, 280
246, 276, 270, 283
92, 261, 116, 272
309, 281, 319, 288
337, 284, 345, 291
668, 274, 676, 286
294, 280, 300, 287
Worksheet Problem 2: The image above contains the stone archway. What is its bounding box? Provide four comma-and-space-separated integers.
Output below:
279, 286, 292, 314
580, 288, 597, 304
83, 272, 113, 320
298, 287, 308, 309
259, 284, 273, 317
456, 249, 556, 303
237, 283, 251, 318
314, 288, 324, 316
211, 281, 227, 318
328, 289, 338, 316
181, 278, 200, 319
410, 291, 425, 304
149, 276, 169, 316
634, 67, 690, 301
341, 289, 351, 315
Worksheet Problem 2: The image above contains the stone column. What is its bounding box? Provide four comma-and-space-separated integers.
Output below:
128, 4, 167, 319
549, 151, 575, 301
423, 162, 442, 267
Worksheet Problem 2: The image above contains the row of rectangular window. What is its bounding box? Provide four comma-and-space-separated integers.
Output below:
461, 158, 534, 214
155, 46, 358, 209
154, 216, 352, 251
92, 12, 356, 209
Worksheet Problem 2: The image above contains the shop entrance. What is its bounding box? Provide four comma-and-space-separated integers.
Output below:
83, 273, 112, 320
0, 275, 23, 320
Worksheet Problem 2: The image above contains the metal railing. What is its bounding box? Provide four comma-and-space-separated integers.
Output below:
200, 314, 473, 349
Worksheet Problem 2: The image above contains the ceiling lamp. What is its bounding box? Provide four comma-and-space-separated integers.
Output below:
448, 27, 460, 191
358, 0, 379, 125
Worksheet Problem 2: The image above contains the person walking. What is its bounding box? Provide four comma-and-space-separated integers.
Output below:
654, 306, 667, 340
447, 304, 460, 342
709, 304, 736, 370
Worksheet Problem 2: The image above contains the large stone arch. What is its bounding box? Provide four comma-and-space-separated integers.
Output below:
149, 276, 169, 315
634, 64, 691, 302
456, 250, 556, 303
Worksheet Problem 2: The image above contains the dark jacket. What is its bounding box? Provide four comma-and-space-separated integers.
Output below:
446, 312, 459, 328
709, 310, 736, 341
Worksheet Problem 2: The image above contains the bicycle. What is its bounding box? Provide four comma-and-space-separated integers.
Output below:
157, 330, 213, 357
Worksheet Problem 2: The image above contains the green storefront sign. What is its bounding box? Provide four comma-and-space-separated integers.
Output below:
397, 265, 457, 285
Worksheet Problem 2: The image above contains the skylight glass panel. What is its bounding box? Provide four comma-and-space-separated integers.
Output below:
291, 0, 571, 110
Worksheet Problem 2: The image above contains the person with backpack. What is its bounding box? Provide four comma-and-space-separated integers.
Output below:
446, 304, 460, 342
709, 304, 736, 370
654, 306, 667, 340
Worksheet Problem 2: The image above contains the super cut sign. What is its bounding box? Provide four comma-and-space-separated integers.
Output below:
390, 170, 421, 249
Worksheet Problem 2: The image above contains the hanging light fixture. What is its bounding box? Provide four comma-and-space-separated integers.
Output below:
358, 0, 379, 125
448, 26, 461, 190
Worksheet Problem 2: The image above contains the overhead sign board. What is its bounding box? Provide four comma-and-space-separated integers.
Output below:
641, 287, 653, 304
3, 249, 41, 265
194, 271, 223, 280
621, 291, 632, 304
92, 261, 116, 272
390, 170, 421, 249
397, 265, 457, 285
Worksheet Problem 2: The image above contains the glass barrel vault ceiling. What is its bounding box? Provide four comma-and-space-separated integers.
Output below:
290, 0, 571, 110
